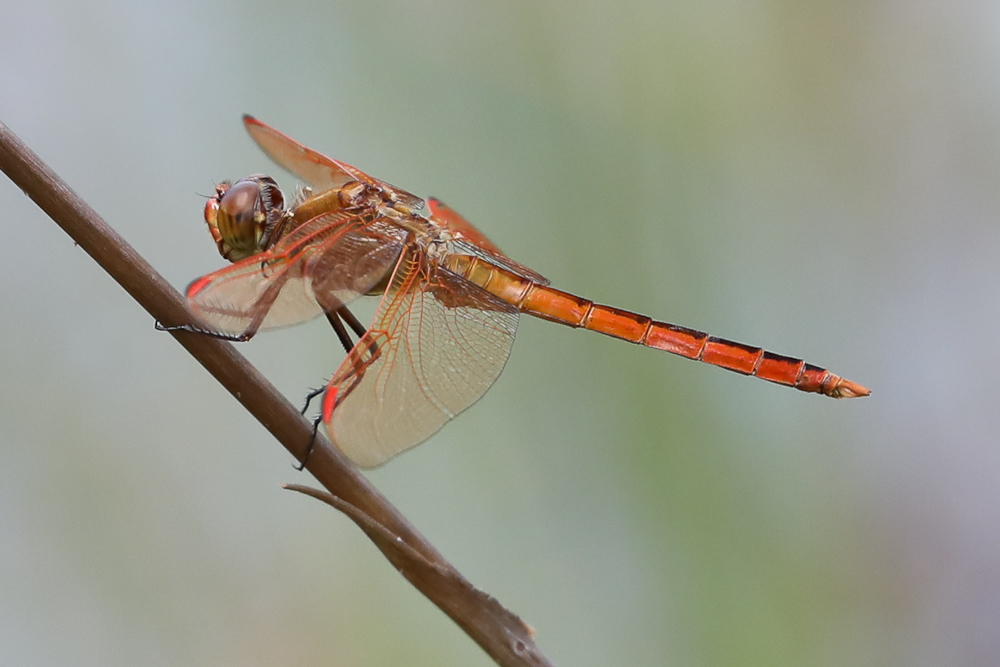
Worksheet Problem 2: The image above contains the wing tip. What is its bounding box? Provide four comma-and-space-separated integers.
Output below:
185, 274, 214, 298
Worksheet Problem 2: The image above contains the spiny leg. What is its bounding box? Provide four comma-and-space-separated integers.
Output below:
338, 305, 380, 361
326, 309, 356, 356
301, 305, 368, 416
337, 306, 367, 339
155, 321, 254, 342
296, 305, 371, 470
173, 268, 292, 342
296, 340, 379, 471
293, 413, 326, 472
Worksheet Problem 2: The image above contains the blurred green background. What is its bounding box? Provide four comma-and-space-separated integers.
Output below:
1, 1, 996, 665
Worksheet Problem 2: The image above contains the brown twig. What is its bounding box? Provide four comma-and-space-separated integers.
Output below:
0, 119, 553, 667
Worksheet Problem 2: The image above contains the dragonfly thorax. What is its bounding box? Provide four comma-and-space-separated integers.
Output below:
337, 180, 371, 209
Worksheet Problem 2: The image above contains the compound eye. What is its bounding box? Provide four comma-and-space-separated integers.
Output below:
215, 179, 264, 260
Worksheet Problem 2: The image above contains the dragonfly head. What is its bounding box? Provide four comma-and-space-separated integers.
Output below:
204, 175, 286, 262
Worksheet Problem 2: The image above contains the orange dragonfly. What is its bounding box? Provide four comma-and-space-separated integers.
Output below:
183, 116, 869, 468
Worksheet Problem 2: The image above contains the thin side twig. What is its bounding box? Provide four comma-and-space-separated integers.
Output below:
0, 119, 552, 667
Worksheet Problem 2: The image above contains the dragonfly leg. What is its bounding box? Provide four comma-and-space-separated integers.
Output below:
338, 306, 381, 361
337, 306, 368, 339
293, 414, 324, 472
325, 309, 356, 355
176, 267, 291, 342
300, 305, 369, 415
322, 306, 380, 389
328, 305, 378, 357
155, 320, 255, 342
320, 330, 385, 432
300, 309, 384, 462
300, 386, 326, 416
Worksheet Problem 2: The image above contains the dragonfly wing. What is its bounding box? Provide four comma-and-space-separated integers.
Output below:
186, 211, 404, 337
427, 197, 506, 256
448, 239, 549, 285
242, 116, 424, 210
323, 250, 519, 468
428, 198, 548, 285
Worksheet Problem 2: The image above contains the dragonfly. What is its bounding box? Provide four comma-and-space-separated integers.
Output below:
182, 115, 869, 468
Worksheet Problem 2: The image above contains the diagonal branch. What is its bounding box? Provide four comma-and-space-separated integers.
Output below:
0, 119, 553, 667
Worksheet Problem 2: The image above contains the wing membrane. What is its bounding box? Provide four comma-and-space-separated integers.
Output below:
426, 199, 548, 284
449, 239, 549, 286
243, 115, 424, 210
324, 251, 519, 467
187, 211, 404, 337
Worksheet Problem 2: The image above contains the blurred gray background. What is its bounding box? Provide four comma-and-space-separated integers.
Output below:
1, 1, 997, 665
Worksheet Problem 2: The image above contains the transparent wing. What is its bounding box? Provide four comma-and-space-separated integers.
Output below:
242, 115, 424, 211
323, 250, 519, 468
427, 198, 549, 285
427, 197, 506, 256
448, 239, 550, 286
186, 211, 404, 337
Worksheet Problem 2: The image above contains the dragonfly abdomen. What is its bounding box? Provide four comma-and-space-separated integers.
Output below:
446, 253, 869, 398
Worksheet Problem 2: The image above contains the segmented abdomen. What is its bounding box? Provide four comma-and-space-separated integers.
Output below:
445, 254, 869, 398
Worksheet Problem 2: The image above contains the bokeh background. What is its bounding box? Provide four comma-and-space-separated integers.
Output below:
1, 1, 997, 665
